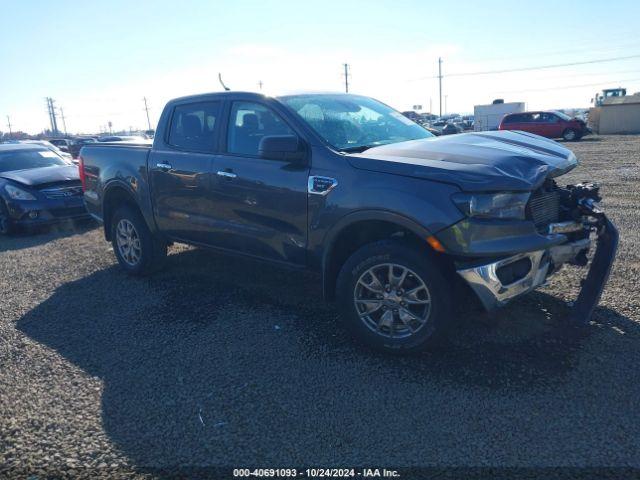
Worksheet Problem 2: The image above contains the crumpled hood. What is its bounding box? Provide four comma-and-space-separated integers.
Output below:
349, 130, 578, 192
0, 165, 79, 187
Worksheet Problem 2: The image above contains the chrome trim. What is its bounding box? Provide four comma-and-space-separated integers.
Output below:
308, 176, 338, 196
217, 171, 237, 179
40, 185, 83, 199
548, 220, 583, 235
549, 237, 591, 265
457, 251, 549, 310
156, 162, 172, 170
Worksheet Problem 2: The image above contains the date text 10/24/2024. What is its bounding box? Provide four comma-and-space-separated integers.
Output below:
233, 468, 401, 478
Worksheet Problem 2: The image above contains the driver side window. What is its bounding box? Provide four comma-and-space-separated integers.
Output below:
227, 102, 294, 156
541, 113, 558, 123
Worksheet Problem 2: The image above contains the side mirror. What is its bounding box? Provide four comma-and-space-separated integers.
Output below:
59, 146, 70, 153
259, 135, 305, 162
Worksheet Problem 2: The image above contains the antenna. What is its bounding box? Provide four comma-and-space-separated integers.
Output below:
218, 73, 230, 91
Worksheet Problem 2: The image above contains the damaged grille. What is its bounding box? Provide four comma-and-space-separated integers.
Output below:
527, 186, 561, 228
39, 182, 83, 199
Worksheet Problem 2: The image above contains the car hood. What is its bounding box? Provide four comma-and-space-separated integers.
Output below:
349, 130, 578, 192
0, 165, 79, 187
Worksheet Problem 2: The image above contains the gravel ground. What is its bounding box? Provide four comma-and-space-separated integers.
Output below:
1, 135, 639, 478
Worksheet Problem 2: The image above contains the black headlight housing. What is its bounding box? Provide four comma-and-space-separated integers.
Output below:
451, 192, 530, 220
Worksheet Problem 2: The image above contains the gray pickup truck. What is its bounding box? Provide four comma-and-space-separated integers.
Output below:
80, 91, 617, 353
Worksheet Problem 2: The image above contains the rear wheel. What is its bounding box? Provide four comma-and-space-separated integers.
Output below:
336, 240, 452, 353
111, 205, 166, 275
562, 128, 578, 141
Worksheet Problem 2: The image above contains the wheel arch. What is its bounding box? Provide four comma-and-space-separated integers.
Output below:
321, 210, 443, 301
102, 182, 146, 241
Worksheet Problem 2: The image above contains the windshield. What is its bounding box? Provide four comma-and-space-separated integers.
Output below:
278, 94, 434, 151
0, 148, 69, 173
553, 111, 573, 121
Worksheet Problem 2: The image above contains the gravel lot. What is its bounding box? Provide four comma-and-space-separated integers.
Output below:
1, 135, 639, 477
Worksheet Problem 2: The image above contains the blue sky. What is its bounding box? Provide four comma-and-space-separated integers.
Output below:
2, 0, 640, 134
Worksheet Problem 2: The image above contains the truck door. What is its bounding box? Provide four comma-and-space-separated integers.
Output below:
208, 100, 309, 266
149, 100, 221, 244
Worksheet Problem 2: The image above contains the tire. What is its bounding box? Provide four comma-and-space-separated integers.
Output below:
0, 201, 14, 236
336, 239, 452, 354
111, 205, 166, 275
562, 128, 578, 141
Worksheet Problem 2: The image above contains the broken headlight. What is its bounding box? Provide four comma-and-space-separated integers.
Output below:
5, 184, 36, 201
452, 192, 530, 220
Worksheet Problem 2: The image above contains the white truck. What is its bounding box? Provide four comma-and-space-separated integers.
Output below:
474, 101, 525, 131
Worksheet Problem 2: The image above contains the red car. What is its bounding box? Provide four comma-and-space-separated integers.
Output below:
499, 111, 589, 141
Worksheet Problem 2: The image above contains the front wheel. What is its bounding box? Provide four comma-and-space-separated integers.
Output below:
336, 240, 452, 353
111, 205, 167, 275
562, 128, 579, 141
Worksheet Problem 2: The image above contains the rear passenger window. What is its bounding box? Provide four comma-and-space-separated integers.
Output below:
168, 102, 220, 151
227, 102, 294, 156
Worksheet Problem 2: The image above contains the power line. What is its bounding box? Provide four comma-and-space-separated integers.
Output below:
478, 39, 640, 64
450, 54, 640, 77
524, 68, 640, 82
490, 76, 640, 95
412, 53, 640, 81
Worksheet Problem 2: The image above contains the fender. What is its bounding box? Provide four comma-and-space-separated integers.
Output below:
320, 209, 434, 300
102, 178, 158, 240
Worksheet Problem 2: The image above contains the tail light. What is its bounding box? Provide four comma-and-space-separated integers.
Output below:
78, 155, 86, 191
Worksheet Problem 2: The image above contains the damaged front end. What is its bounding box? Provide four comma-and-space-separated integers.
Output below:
455, 181, 618, 324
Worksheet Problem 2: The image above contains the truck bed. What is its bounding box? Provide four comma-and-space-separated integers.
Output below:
80, 143, 153, 225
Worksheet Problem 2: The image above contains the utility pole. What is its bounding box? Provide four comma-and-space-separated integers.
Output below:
343, 63, 350, 93
143, 97, 152, 131
258, 80, 263, 91
46, 97, 59, 135
60, 108, 68, 136
438, 57, 443, 118
429, 98, 432, 115
46, 98, 53, 134
6, 116, 12, 139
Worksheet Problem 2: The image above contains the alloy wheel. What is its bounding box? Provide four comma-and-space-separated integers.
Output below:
116, 219, 142, 266
354, 263, 432, 339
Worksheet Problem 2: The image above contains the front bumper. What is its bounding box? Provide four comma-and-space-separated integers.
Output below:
456, 217, 618, 323
5, 196, 90, 227
457, 249, 550, 310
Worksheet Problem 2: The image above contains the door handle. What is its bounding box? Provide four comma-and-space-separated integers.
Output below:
156, 162, 172, 171
217, 170, 237, 179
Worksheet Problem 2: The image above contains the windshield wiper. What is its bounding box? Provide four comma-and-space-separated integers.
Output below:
339, 144, 378, 153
